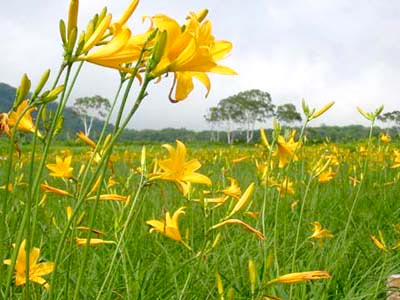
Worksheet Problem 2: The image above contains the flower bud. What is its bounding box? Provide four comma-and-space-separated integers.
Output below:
248, 259, 256, 295
32, 69, 50, 99
197, 9, 209, 22
14, 73, 31, 109
148, 30, 167, 71
83, 14, 112, 53
39, 85, 65, 104
67, 0, 79, 37
67, 26, 78, 54
309, 101, 335, 121
59, 19, 67, 46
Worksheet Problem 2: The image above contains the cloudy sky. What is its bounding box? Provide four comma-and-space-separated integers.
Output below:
1, 0, 399, 129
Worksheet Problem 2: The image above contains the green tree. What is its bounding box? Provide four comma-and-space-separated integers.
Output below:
72, 95, 111, 136
276, 103, 302, 126
218, 96, 241, 144
378, 111, 400, 135
204, 106, 223, 142
236, 89, 275, 143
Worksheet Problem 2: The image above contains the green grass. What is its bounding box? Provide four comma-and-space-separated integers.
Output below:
1, 140, 399, 299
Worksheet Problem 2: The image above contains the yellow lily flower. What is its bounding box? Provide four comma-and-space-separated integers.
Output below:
274, 131, 301, 168
380, 132, 391, 144
267, 271, 331, 285
155, 140, 211, 196
77, 131, 96, 148
76, 238, 115, 246
151, 12, 236, 101
110, 0, 139, 34
82, 27, 148, 71
318, 168, 336, 183
46, 155, 74, 179
222, 177, 241, 200
210, 219, 265, 240
3, 240, 54, 289
308, 222, 333, 239
40, 183, 73, 197
370, 231, 388, 252
146, 207, 186, 241
8, 100, 41, 136
271, 177, 295, 196
0, 112, 10, 136
87, 194, 129, 202
226, 182, 255, 218
391, 150, 400, 168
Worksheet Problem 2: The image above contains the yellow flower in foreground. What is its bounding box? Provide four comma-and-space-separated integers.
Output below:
3, 240, 54, 289
156, 140, 211, 196
318, 168, 336, 183
391, 151, 400, 168
151, 12, 236, 101
46, 156, 74, 179
274, 131, 301, 168
271, 177, 295, 196
0, 113, 10, 136
267, 271, 331, 285
308, 222, 333, 239
380, 132, 391, 144
8, 100, 41, 136
222, 177, 241, 200
146, 207, 186, 241
226, 183, 255, 218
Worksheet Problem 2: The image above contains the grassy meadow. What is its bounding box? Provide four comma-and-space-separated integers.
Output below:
1, 134, 400, 299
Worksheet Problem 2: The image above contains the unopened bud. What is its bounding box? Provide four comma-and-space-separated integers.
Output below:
248, 259, 256, 295
14, 73, 31, 108
195, 9, 209, 22
148, 30, 167, 71
67, 26, 78, 54
215, 272, 224, 297
309, 101, 335, 121
260, 128, 270, 149
59, 19, 67, 46
83, 14, 112, 53
212, 233, 222, 249
141, 145, 146, 168
32, 69, 50, 99
39, 85, 64, 104
67, 0, 79, 37
75, 31, 86, 56
357, 106, 374, 121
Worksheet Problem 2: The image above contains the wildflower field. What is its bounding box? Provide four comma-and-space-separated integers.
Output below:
1, 1, 399, 299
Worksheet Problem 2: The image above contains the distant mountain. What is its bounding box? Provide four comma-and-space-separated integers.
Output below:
0, 82, 110, 139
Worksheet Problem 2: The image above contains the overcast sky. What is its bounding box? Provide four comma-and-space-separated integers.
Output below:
1, 0, 399, 130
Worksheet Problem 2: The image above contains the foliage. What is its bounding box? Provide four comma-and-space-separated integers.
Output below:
276, 103, 302, 125
72, 95, 111, 136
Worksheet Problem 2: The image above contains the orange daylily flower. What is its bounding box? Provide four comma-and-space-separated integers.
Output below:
154, 140, 211, 196
3, 240, 54, 289
146, 207, 186, 242
46, 155, 74, 179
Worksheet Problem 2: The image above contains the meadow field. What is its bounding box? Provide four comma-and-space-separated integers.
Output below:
1, 131, 400, 299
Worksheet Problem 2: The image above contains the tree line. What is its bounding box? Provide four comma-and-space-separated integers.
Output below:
204, 89, 302, 144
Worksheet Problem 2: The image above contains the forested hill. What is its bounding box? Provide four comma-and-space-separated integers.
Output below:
0, 82, 392, 143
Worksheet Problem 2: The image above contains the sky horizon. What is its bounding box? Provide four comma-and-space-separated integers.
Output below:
1, 1, 399, 130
